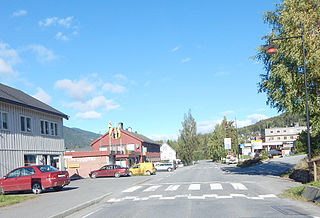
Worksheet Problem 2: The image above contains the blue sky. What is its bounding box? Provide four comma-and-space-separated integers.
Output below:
0, 0, 281, 140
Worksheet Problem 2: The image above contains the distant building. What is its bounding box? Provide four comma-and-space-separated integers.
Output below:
64, 123, 160, 178
0, 83, 68, 178
261, 125, 307, 155
160, 143, 176, 162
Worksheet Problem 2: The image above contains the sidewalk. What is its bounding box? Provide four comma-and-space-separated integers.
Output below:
0, 176, 149, 218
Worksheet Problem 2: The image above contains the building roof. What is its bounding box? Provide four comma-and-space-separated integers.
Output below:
123, 130, 159, 145
0, 83, 68, 119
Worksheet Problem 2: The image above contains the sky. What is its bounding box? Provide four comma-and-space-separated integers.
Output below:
0, 0, 281, 141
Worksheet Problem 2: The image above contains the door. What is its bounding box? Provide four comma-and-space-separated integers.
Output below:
1, 169, 22, 191
98, 165, 108, 177
107, 165, 116, 176
19, 167, 35, 190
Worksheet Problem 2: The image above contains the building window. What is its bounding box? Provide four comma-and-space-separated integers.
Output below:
40, 120, 58, 136
270, 131, 273, 133
277, 130, 280, 133
283, 130, 286, 133
277, 137, 281, 140
284, 136, 287, 140
271, 137, 274, 141
21, 116, 31, 132
0, 112, 8, 130
24, 155, 36, 166
290, 136, 294, 139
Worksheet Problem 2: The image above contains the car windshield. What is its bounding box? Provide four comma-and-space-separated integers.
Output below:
37, 165, 59, 173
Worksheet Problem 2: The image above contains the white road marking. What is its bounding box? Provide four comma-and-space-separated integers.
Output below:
143, 185, 161, 192
188, 196, 205, 200
203, 194, 218, 198
160, 196, 176, 200
230, 183, 248, 190
188, 184, 201, 190
210, 183, 223, 190
149, 195, 162, 198
258, 194, 277, 198
82, 208, 103, 218
216, 195, 233, 199
122, 186, 142, 193
165, 185, 180, 191
230, 194, 246, 197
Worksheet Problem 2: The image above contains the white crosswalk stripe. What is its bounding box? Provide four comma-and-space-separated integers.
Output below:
122, 186, 143, 193
210, 183, 223, 190
230, 183, 248, 190
188, 184, 201, 190
143, 185, 161, 192
165, 185, 180, 191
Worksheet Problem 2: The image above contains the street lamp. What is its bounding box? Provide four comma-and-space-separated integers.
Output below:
265, 22, 312, 163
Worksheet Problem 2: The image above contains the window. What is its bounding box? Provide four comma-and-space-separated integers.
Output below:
20, 116, 31, 132
40, 120, 58, 136
284, 130, 287, 133
37, 165, 58, 173
270, 131, 273, 133
7, 169, 21, 178
284, 136, 287, 140
277, 137, 281, 140
21, 167, 35, 176
277, 130, 280, 133
24, 155, 36, 166
40, 121, 45, 134
0, 112, 8, 130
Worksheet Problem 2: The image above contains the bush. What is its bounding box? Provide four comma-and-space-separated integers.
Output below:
237, 157, 262, 168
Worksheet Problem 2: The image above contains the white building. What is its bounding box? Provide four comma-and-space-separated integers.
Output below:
0, 83, 68, 178
160, 143, 176, 162
262, 125, 307, 154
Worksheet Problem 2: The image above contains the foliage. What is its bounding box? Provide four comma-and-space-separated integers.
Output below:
177, 110, 198, 164
237, 158, 262, 168
63, 126, 101, 149
0, 195, 34, 207
255, 0, 320, 156
207, 117, 238, 161
280, 181, 320, 203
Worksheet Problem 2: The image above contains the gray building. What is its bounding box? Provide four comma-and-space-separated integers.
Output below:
0, 83, 68, 178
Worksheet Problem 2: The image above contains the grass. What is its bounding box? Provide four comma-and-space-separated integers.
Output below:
280, 181, 320, 204
0, 195, 35, 207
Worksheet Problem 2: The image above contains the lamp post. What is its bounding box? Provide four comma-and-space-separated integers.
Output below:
266, 22, 312, 163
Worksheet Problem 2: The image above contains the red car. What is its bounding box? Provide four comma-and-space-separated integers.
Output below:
0, 165, 70, 194
89, 165, 130, 178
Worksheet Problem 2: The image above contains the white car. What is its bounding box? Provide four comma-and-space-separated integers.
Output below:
154, 163, 175, 172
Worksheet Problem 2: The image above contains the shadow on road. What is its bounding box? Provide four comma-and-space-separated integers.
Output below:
221, 161, 295, 176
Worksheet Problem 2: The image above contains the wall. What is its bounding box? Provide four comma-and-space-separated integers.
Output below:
0, 102, 65, 178
65, 155, 109, 178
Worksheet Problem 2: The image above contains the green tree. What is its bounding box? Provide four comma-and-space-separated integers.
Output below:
178, 110, 198, 164
256, 0, 320, 156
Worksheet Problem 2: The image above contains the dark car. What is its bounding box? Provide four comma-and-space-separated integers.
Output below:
89, 165, 130, 178
0, 165, 70, 195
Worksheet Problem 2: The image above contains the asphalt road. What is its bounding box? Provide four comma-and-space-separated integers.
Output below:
68, 157, 320, 218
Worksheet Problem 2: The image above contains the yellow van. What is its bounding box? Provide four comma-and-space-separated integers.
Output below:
129, 163, 156, 176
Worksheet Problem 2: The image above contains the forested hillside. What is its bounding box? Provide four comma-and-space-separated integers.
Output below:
63, 126, 101, 149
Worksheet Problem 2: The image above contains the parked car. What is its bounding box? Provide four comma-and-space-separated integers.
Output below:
89, 165, 130, 178
129, 163, 156, 176
0, 165, 70, 195
154, 163, 175, 172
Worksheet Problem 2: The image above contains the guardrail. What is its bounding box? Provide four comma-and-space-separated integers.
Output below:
308, 157, 320, 181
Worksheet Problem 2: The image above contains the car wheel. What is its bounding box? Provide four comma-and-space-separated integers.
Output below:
167, 168, 172, 172
53, 186, 63, 192
129, 171, 133, 176
145, 171, 151, 176
32, 183, 42, 194
114, 172, 120, 178
91, 173, 97, 179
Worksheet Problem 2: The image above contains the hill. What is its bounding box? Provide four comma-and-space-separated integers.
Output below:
63, 126, 101, 149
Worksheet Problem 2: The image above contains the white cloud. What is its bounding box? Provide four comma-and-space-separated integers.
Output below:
171, 46, 180, 52
197, 120, 222, 134
68, 96, 119, 112
237, 114, 268, 128
148, 134, 179, 141
0, 42, 21, 64
0, 58, 16, 76
103, 83, 125, 94
55, 32, 69, 41
39, 16, 74, 28
75, 111, 102, 119
25, 45, 58, 63
181, 57, 191, 63
32, 87, 51, 104
12, 10, 27, 17
248, 114, 268, 123
114, 74, 127, 81
55, 79, 95, 100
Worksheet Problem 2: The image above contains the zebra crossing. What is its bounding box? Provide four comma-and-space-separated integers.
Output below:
107, 182, 277, 203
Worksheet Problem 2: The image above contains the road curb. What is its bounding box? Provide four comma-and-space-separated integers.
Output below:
49, 192, 112, 218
